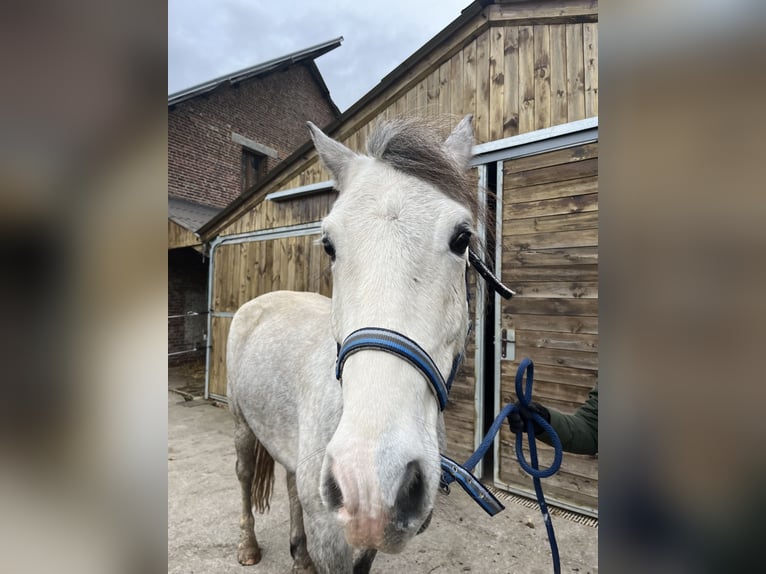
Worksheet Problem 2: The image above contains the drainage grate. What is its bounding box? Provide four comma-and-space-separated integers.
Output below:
486, 485, 599, 528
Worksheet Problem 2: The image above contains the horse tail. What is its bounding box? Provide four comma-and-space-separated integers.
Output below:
251, 437, 275, 513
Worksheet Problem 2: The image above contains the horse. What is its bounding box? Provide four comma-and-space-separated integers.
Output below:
227, 115, 480, 573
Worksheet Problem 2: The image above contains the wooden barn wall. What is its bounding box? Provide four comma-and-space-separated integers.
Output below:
497, 141, 598, 513
207, 233, 333, 397
221, 190, 337, 237
168, 220, 199, 249
218, 3, 598, 237
444, 273, 480, 465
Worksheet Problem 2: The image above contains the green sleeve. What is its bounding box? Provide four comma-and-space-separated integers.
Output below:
539, 383, 598, 455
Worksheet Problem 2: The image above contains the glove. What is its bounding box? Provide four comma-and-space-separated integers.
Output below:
508, 401, 550, 436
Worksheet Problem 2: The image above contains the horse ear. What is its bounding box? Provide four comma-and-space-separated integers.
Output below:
444, 114, 474, 169
307, 122, 356, 187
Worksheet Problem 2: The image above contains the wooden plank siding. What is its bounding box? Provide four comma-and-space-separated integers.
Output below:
168, 219, 200, 249
208, 315, 233, 398
533, 24, 551, 130
218, 190, 337, 238
497, 140, 598, 513
443, 272, 481, 465
488, 26, 505, 142
518, 26, 535, 134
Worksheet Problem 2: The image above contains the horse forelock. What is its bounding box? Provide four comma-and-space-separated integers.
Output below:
365, 117, 478, 219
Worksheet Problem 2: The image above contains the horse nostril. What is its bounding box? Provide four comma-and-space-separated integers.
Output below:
394, 460, 427, 524
323, 467, 344, 512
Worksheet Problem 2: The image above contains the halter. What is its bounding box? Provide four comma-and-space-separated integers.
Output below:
335, 327, 457, 411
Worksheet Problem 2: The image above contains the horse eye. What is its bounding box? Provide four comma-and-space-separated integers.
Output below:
449, 229, 471, 255
322, 236, 336, 260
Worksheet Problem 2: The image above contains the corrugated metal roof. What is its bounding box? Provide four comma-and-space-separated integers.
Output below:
168, 37, 343, 107
168, 197, 222, 232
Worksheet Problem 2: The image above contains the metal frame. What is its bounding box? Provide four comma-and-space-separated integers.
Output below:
471, 165, 489, 479
470, 117, 598, 166
168, 348, 203, 357
204, 221, 323, 400
265, 180, 335, 202
492, 159, 505, 491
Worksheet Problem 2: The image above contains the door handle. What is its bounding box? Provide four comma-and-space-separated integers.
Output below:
500, 328, 515, 360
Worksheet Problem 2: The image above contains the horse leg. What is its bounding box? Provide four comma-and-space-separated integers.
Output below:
234, 419, 262, 565
352, 549, 378, 574
287, 471, 316, 573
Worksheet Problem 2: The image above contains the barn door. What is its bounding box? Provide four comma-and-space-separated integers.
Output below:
492, 138, 599, 516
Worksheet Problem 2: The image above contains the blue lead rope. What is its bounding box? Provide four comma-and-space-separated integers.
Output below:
440, 358, 563, 574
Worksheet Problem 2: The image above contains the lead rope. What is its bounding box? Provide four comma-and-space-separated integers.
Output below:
448, 251, 561, 574
440, 358, 563, 574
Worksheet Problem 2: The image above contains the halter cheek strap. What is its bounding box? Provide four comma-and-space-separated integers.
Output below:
335, 327, 458, 411
468, 248, 515, 300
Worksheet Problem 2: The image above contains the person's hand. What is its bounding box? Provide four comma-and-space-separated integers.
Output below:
508, 402, 550, 435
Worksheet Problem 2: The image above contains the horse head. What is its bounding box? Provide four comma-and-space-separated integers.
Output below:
308, 116, 477, 552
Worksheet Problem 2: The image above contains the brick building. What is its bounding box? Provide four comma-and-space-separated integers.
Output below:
168, 38, 342, 364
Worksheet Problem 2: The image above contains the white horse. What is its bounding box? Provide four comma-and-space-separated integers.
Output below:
227, 115, 479, 573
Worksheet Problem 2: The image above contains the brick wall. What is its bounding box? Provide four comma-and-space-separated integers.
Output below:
168, 63, 338, 209
168, 248, 208, 365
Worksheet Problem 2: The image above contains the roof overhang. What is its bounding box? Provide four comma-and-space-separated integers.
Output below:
168, 37, 343, 107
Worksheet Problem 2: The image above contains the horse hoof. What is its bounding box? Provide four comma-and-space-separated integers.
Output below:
237, 544, 262, 566
291, 565, 316, 574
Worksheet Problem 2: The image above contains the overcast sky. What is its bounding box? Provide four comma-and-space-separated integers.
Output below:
169, 0, 470, 112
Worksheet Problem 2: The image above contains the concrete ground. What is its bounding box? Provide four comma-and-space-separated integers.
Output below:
168, 368, 598, 573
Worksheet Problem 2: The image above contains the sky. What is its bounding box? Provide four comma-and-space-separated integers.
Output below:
168, 0, 471, 112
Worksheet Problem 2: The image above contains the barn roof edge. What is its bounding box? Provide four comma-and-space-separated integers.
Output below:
168, 37, 344, 107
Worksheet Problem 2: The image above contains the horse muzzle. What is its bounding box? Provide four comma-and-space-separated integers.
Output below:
321, 455, 433, 552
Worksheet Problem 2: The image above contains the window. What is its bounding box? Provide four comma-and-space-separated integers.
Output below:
242, 149, 267, 193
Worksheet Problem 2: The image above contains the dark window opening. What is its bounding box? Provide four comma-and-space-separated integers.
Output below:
242, 149, 267, 193
481, 161, 499, 481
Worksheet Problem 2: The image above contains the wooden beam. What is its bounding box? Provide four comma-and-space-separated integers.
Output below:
231, 132, 279, 158
488, 0, 598, 23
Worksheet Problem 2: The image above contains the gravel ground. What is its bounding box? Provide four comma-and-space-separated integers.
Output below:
168, 374, 597, 574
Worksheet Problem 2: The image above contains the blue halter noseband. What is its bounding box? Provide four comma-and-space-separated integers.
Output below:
335, 327, 457, 411
334, 248, 513, 406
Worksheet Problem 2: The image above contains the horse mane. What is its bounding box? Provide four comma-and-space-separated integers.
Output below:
365, 117, 479, 219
